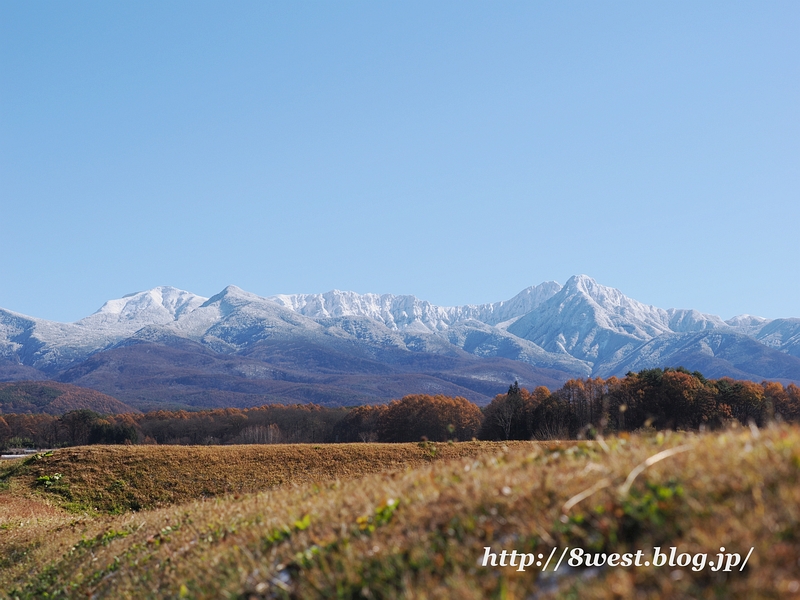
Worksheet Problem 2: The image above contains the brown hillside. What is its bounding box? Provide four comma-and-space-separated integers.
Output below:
0, 440, 544, 513
0, 381, 137, 415
56, 340, 575, 410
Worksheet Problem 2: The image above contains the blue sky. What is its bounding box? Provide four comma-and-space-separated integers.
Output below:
1, 2, 798, 322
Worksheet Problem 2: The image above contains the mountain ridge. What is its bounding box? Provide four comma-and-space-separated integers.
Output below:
0, 276, 797, 408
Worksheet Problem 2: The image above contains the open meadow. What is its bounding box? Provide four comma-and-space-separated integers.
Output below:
1, 427, 799, 599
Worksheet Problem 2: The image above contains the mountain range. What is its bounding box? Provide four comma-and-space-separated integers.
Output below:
1, 275, 798, 410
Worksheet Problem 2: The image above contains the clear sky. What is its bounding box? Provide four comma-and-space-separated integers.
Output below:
1, 2, 798, 323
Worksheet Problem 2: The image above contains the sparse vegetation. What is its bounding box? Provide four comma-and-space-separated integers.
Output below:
0, 425, 798, 598
0, 441, 535, 514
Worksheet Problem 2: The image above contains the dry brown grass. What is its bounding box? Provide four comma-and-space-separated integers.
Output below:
0, 441, 539, 514
2, 427, 799, 599
0, 440, 544, 595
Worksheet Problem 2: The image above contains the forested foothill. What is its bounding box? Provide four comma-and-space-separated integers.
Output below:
1, 368, 799, 450
0, 381, 135, 416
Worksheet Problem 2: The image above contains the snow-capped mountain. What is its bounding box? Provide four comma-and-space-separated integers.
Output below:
1, 276, 798, 409
0, 287, 209, 371
507, 275, 728, 364
80, 286, 207, 331
753, 319, 800, 358
0, 283, 576, 373
595, 330, 800, 381
268, 281, 561, 332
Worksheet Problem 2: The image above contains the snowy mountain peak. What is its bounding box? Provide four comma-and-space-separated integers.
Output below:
567, 273, 596, 288
563, 274, 634, 309
198, 285, 285, 320
80, 287, 207, 328
726, 314, 770, 328
486, 281, 562, 325
202, 285, 265, 306
506, 275, 735, 364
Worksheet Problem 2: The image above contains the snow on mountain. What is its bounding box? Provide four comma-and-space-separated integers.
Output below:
456, 281, 563, 326
441, 320, 592, 375
180, 287, 579, 374
269, 290, 452, 333
185, 285, 329, 352
79, 286, 207, 331
725, 314, 772, 335
268, 281, 561, 333
0, 309, 39, 362
0, 282, 586, 382
316, 315, 411, 351
1, 277, 798, 387
665, 308, 728, 332
755, 318, 800, 358
261, 284, 587, 372
596, 330, 800, 383
0, 287, 208, 372
507, 275, 731, 364
0, 308, 116, 372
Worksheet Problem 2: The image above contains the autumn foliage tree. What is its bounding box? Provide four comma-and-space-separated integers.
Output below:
479, 383, 551, 440
333, 405, 387, 442
602, 368, 731, 432
376, 395, 482, 442
771, 383, 800, 422
1, 371, 800, 449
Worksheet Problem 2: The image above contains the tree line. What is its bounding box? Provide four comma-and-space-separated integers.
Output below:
1, 368, 799, 449
479, 367, 800, 440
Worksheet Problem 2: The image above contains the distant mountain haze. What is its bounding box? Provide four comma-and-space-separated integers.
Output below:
1, 276, 798, 409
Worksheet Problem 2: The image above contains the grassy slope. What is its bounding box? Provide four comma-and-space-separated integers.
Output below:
0, 441, 534, 513
1, 427, 799, 599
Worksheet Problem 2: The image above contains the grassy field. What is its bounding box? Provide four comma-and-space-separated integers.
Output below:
1, 427, 799, 599
0, 441, 537, 514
